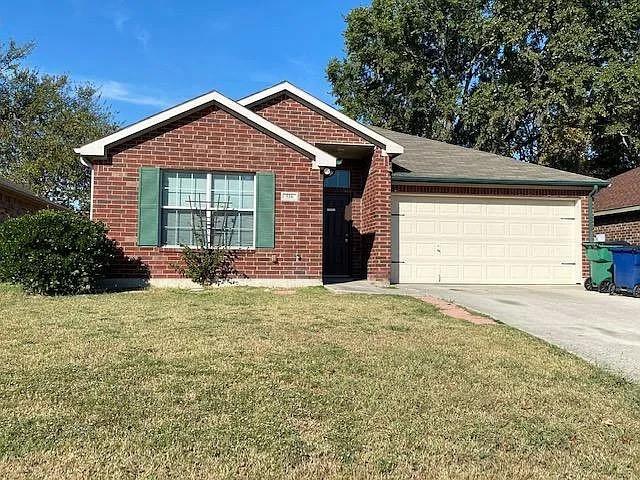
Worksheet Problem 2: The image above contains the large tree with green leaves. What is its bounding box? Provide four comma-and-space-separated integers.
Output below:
0, 40, 117, 211
328, 0, 640, 178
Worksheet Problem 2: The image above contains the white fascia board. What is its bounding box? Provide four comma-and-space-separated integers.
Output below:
75, 90, 336, 168
594, 205, 640, 217
238, 82, 405, 155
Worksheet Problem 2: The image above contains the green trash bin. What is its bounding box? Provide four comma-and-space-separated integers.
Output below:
583, 242, 629, 292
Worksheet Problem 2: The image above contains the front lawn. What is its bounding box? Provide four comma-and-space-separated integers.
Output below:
0, 285, 639, 479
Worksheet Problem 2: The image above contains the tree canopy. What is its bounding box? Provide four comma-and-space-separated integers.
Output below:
0, 40, 117, 211
327, 0, 640, 178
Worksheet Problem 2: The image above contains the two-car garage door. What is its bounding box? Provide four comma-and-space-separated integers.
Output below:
391, 195, 582, 284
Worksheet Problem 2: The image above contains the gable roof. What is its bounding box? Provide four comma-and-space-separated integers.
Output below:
75, 90, 337, 168
372, 126, 608, 187
238, 82, 404, 155
594, 167, 640, 215
0, 177, 64, 209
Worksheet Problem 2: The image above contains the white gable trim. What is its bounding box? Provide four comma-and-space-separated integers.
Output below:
75, 90, 336, 168
238, 82, 404, 155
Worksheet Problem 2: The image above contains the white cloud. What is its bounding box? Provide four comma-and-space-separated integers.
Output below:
134, 28, 151, 49
97, 80, 169, 107
112, 12, 130, 32
106, 9, 150, 49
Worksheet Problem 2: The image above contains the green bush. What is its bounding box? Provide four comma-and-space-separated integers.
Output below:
0, 210, 117, 295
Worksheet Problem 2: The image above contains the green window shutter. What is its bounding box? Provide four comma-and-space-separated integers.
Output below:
137, 167, 161, 247
255, 172, 275, 248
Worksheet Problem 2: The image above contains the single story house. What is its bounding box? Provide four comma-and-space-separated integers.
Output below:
0, 177, 63, 222
75, 82, 607, 287
595, 167, 640, 244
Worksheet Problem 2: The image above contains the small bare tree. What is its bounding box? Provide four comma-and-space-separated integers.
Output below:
172, 194, 238, 286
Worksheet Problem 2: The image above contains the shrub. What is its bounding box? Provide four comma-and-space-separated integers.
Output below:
173, 245, 237, 287
0, 210, 117, 295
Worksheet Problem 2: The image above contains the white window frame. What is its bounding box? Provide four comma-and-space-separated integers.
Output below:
160, 171, 256, 249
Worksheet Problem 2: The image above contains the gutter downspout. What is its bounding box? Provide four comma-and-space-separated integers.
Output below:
588, 185, 600, 242
79, 156, 94, 220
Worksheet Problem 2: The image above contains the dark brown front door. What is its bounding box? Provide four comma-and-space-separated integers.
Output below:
323, 192, 351, 277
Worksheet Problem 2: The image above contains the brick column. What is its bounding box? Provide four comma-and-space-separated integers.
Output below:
361, 147, 392, 283
581, 196, 590, 279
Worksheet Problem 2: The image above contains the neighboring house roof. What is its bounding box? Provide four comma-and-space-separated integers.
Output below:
372, 126, 608, 187
238, 82, 405, 155
594, 167, 640, 216
0, 177, 63, 209
75, 89, 337, 168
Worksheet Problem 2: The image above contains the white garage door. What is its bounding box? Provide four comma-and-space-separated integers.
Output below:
391, 195, 582, 284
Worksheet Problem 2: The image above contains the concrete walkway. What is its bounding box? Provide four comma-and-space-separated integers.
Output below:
325, 281, 640, 381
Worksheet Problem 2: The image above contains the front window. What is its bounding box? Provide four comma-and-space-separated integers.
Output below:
324, 169, 350, 188
161, 171, 255, 248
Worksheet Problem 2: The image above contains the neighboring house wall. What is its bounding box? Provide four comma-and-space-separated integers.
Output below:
595, 211, 640, 244
392, 184, 592, 279
92, 105, 324, 280
0, 189, 52, 222
593, 167, 640, 245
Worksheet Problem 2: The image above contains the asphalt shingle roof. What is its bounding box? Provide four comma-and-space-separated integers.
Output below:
594, 167, 640, 212
0, 177, 62, 209
371, 126, 607, 187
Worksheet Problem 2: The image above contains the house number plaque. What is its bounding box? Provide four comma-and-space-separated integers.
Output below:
281, 192, 300, 202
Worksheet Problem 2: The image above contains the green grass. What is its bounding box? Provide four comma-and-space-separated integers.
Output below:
0, 284, 639, 479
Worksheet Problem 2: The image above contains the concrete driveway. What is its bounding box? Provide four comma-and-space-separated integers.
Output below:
405, 285, 640, 381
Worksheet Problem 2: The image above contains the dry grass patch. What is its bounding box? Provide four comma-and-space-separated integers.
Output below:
0, 284, 639, 479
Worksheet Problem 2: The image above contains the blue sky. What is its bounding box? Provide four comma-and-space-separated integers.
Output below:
0, 0, 367, 125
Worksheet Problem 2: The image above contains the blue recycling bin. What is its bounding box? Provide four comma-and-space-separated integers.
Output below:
610, 247, 640, 297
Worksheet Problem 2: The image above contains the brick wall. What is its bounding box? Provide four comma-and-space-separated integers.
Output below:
580, 198, 590, 278
392, 183, 592, 279
251, 93, 388, 281
93, 105, 324, 280
94, 94, 388, 282
250, 94, 371, 146
362, 149, 392, 282
94, 90, 593, 284
0, 189, 52, 222
595, 210, 640, 244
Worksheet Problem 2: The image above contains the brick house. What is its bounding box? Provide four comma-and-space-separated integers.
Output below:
76, 82, 607, 287
595, 167, 640, 244
0, 177, 62, 222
